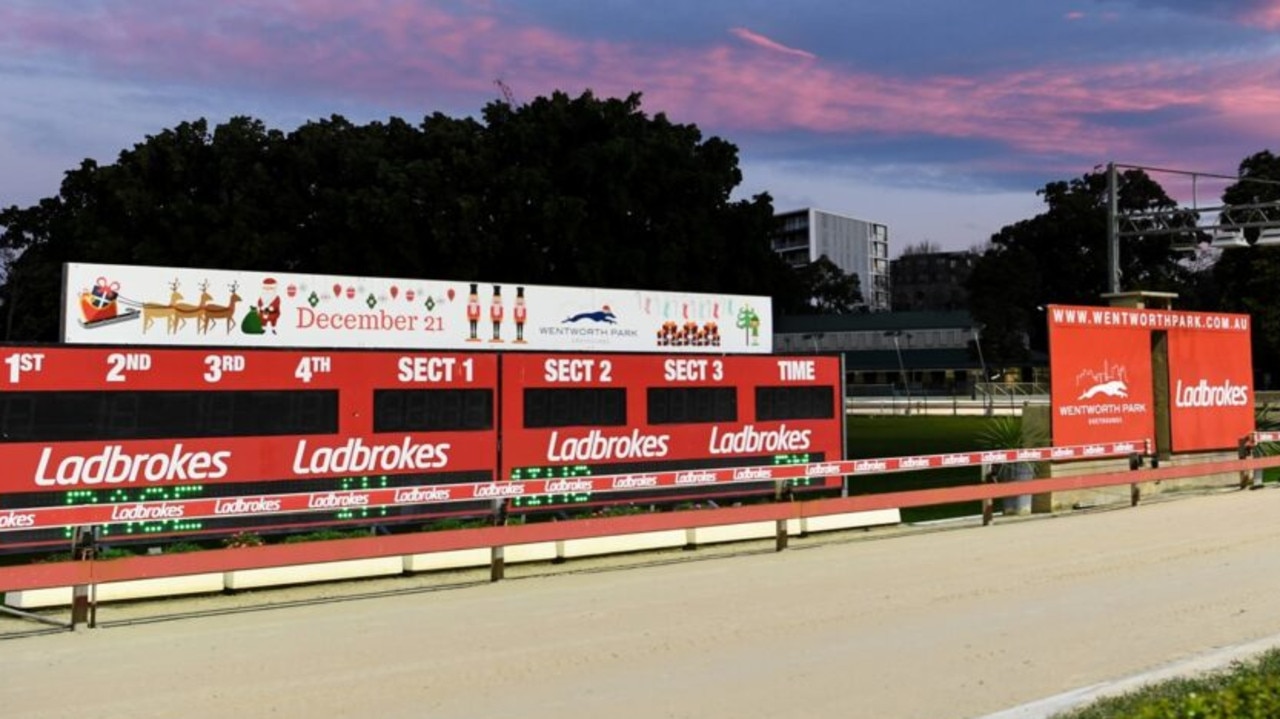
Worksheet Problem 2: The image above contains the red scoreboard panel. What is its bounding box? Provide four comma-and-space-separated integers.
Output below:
499, 354, 845, 511
0, 346, 498, 549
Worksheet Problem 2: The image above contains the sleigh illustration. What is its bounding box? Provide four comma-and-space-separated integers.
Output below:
77, 277, 139, 329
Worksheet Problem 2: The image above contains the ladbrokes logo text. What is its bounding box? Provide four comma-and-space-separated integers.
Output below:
1173, 379, 1250, 408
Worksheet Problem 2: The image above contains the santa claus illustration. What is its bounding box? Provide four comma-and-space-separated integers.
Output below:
258, 277, 281, 334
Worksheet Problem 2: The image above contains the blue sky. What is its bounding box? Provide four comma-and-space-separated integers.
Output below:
2, 0, 1278, 255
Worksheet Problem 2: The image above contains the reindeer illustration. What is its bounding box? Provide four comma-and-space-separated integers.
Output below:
198, 282, 243, 335
172, 280, 213, 333
141, 279, 183, 334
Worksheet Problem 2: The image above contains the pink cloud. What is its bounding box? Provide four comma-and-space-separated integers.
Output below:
728, 27, 816, 60
1241, 0, 1280, 29
1065, 11, 1086, 20
1, 0, 1276, 181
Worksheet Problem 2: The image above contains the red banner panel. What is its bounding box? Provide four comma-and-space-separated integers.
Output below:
1048, 304, 1253, 452
1168, 326, 1254, 451
498, 354, 845, 510
0, 346, 500, 550
1049, 314, 1155, 446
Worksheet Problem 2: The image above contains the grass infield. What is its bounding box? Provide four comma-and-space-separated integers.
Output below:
844, 415, 1014, 523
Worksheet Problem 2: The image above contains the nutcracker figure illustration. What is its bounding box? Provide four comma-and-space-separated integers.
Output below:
466, 283, 481, 342
489, 285, 504, 343
257, 277, 281, 334
513, 286, 527, 343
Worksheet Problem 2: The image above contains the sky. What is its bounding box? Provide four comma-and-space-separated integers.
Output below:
1, 0, 1279, 256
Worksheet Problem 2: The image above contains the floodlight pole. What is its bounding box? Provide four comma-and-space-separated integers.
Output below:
885, 330, 911, 414
972, 327, 991, 415
1106, 162, 1120, 294
1102, 161, 1280, 293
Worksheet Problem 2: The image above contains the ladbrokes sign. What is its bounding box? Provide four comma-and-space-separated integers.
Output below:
1167, 328, 1253, 451
1048, 305, 1253, 451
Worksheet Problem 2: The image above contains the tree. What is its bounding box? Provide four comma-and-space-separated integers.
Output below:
1208, 151, 1280, 387
0, 92, 810, 341
899, 240, 941, 256
793, 255, 864, 313
966, 243, 1039, 364
966, 168, 1188, 365
476, 91, 798, 298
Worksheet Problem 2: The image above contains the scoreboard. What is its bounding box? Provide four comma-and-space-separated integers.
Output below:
500, 354, 845, 511
0, 347, 846, 551
0, 346, 498, 549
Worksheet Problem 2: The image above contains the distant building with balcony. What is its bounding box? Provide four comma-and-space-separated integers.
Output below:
890, 250, 978, 312
772, 208, 891, 312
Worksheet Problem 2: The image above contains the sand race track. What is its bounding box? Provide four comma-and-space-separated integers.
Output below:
6, 487, 1280, 719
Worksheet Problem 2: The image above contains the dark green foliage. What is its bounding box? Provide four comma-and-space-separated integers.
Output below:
794, 255, 864, 313
281, 528, 371, 543
422, 517, 492, 532
1209, 151, 1280, 387
967, 168, 1189, 365
1057, 649, 1280, 719
0, 91, 808, 340
35, 546, 136, 562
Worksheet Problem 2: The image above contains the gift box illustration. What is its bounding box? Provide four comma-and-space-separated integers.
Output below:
80, 277, 120, 323
76, 276, 140, 328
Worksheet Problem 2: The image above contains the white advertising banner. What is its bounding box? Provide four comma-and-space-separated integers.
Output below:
62, 262, 772, 353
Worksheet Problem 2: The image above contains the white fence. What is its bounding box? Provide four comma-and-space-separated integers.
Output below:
845, 396, 1047, 416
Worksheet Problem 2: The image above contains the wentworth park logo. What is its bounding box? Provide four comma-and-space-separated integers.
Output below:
1076, 362, 1129, 401
562, 305, 618, 324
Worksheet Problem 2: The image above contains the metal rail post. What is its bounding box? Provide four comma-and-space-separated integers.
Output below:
981, 467, 997, 526
774, 481, 793, 551
490, 546, 505, 582
1240, 434, 1262, 490
1129, 453, 1143, 506
69, 526, 98, 630
490, 500, 508, 582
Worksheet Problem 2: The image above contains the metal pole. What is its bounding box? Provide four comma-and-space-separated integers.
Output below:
972, 328, 990, 415
490, 545, 505, 582
1107, 162, 1121, 294
891, 334, 909, 415
903, 334, 913, 411
69, 526, 98, 630
1129, 452, 1143, 506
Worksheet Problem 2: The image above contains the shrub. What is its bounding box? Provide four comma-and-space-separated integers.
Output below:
1058, 650, 1280, 718
223, 532, 265, 549
281, 528, 370, 543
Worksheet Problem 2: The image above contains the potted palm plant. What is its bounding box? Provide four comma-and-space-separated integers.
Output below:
978, 415, 1048, 515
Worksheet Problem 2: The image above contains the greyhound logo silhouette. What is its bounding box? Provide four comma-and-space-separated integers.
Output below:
1078, 379, 1128, 400
563, 305, 617, 324
1075, 361, 1130, 401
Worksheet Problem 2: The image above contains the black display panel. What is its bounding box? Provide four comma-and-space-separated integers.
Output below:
755, 386, 835, 421
647, 387, 737, 425
373, 389, 494, 432
0, 390, 339, 442
523, 388, 627, 428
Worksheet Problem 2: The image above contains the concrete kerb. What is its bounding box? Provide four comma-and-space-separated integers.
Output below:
980, 632, 1280, 719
